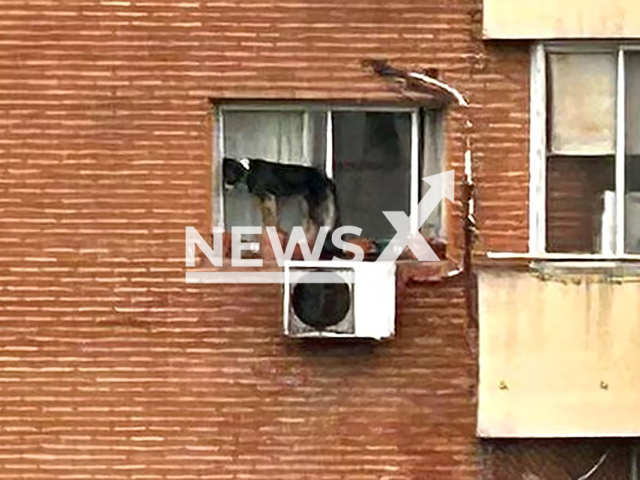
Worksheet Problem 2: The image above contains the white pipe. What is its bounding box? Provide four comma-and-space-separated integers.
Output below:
407, 72, 469, 107
576, 451, 609, 480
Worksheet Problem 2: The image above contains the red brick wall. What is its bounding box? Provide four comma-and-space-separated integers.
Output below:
0, 0, 536, 478
0, 277, 480, 479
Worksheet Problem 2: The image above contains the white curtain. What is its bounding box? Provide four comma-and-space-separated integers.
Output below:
224, 111, 305, 163
223, 111, 307, 230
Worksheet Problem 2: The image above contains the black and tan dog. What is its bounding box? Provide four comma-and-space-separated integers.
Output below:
223, 157, 339, 241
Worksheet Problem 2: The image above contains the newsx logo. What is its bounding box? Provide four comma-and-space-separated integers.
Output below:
186, 170, 454, 267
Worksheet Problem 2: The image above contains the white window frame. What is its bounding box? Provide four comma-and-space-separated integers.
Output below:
529, 41, 640, 259
213, 103, 440, 237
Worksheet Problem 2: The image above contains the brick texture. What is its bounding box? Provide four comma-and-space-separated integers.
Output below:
0, 277, 479, 479
0, 0, 548, 478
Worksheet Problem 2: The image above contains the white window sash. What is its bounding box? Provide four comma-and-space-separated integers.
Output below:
214, 106, 225, 228
529, 42, 547, 255
530, 42, 634, 257
410, 110, 420, 233
616, 48, 626, 255
325, 110, 333, 180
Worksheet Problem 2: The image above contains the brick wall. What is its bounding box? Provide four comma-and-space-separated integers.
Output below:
0, 277, 480, 479
0, 0, 538, 478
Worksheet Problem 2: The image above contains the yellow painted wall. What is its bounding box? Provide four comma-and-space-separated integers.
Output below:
478, 267, 640, 437
483, 0, 640, 39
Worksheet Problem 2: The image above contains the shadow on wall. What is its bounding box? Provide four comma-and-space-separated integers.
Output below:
282, 337, 387, 360
482, 438, 632, 480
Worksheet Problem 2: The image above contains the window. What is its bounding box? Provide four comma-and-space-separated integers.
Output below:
214, 104, 445, 249
530, 43, 640, 256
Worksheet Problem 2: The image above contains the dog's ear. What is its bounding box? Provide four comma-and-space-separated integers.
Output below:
223, 156, 238, 171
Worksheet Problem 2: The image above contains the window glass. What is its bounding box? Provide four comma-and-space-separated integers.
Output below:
549, 53, 616, 156
421, 109, 445, 239
625, 52, 640, 252
546, 51, 617, 254
546, 155, 614, 254
333, 111, 412, 240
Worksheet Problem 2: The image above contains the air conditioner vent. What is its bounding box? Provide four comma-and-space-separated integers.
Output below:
284, 261, 395, 340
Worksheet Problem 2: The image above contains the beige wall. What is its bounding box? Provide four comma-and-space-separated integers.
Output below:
484, 0, 640, 39
478, 267, 640, 437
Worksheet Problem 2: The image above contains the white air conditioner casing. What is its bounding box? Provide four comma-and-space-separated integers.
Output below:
283, 261, 396, 340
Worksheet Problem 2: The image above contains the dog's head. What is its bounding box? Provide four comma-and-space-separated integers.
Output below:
223, 157, 250, 187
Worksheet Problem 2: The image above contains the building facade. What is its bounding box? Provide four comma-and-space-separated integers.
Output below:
0, 0, 636, 478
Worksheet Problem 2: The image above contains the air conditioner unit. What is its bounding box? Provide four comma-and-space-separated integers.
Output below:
283, 261, 396, 340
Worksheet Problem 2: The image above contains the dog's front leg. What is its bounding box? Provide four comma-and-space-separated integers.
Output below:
302, 199, 319, 244
260, 194, 279, 228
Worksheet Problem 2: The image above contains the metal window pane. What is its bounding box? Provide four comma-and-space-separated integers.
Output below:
549, 53, 616, 155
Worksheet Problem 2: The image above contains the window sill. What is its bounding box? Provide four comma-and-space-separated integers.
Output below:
187, 259, 461, 285
487, 252, 640, 261
193, 233, 448, 267
480, 252, 640, 270
188, 258, 452, 270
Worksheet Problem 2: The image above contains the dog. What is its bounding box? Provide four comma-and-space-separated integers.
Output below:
223, 157, 339, 242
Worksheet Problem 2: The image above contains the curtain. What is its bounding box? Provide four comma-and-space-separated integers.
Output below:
223, 111, 307, 230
